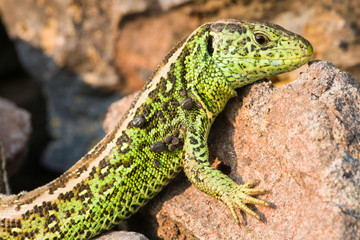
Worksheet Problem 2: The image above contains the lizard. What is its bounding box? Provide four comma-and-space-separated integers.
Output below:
0, 19, 313, 239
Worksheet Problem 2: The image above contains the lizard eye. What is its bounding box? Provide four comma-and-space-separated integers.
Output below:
254, 33, 269, 45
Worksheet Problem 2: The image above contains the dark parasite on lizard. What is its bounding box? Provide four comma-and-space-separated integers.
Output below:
0, 19, 313, 239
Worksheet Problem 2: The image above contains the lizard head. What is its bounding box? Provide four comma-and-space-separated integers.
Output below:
208, 19, 313, 88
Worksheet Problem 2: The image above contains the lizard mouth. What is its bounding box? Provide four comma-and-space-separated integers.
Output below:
263, 43, 313, 68
263, 43, 313, 63
267, 55, 311, 68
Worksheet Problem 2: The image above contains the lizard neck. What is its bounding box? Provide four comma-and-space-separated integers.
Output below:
183, 33, 237, 121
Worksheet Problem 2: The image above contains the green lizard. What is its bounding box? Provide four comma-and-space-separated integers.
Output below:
0, 19, 313, 239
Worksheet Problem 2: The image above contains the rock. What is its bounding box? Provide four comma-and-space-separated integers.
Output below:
94, 231, 149, 240
0, 0, 195, 92
0, 0, 148, 90
105, 61, 360, 239
103, 92, 138, 133
0, 143, 10, 194
40, 72, 121, 172
158, 0, 192, 11
0, 97, 32, 176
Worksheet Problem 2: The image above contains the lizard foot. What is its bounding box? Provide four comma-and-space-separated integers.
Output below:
221, 180, 273, 224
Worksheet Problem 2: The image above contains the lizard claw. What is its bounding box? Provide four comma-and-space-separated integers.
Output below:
221, 180, 274, 224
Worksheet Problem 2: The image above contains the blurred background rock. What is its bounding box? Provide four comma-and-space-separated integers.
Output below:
0, 0, 358, 192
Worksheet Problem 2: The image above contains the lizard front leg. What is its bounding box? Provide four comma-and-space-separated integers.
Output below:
183, 124, 273, 224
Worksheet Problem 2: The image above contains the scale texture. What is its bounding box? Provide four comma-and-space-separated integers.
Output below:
0, 19, 312, 239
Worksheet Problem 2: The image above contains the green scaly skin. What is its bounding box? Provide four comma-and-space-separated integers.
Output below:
0, 19, 313, 239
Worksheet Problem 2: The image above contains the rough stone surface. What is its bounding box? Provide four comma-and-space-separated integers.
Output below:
94, 231, 149, 240
0, 97, 32, 176
40, 72, 121, 172
103, 92, 137, 133
0, 0, 194, 91
158, 0, 192, 11
0, 143, 10, 194
0, 0, 147, 89
104, 61, 360, 239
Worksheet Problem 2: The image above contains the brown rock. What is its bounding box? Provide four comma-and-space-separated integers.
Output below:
0, 0, 197, 92
94, 231, 149, 240
0, 0, 163, 90
0, 97, 32, 176
158, 0, 192, 11
103, 92, 138, 133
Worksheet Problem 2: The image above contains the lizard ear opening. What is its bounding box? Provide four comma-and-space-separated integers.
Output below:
207, 35, 214, 56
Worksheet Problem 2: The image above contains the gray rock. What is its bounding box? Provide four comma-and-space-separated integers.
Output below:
0, 143, 10, 194
94, 231, 149, 240
0, 97, 31, 176
41, 71, 121, 172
